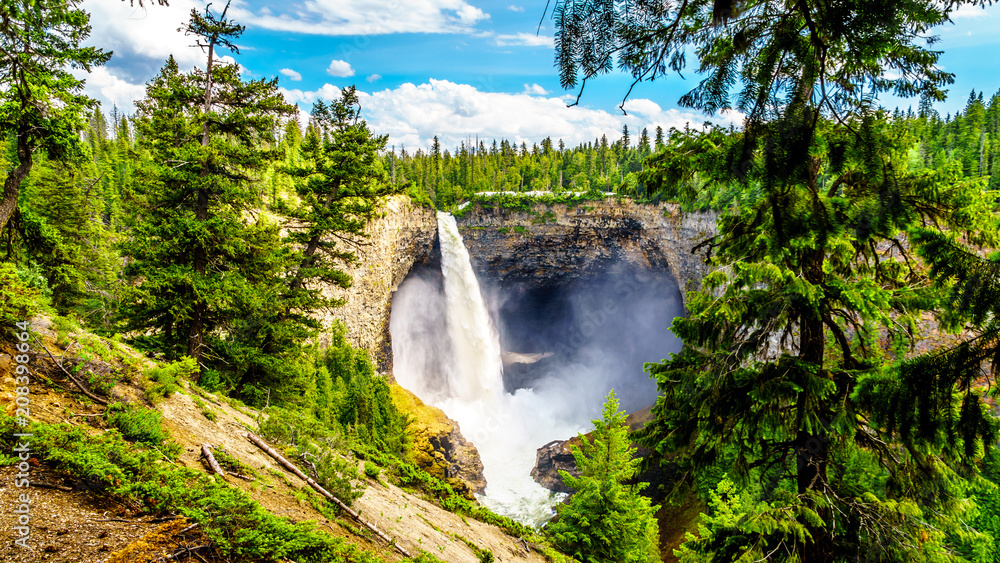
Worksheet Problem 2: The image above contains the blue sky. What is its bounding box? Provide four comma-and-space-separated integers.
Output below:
81, 0, 1000, 151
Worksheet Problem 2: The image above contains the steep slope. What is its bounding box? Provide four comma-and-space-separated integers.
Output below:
0, 318, 552, 563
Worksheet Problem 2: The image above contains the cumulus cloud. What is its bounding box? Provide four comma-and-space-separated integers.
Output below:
522, 83, 549, 95
230, 0, 489, 36
279, 68, 303, 81
83, 0, 213, 81
279, 84, 343, 106
508, 4, 525, 11
74, 67, 147, 114
367, 74, 382, 83
327, 60, 356, 77
621, 98, 662, 116
281, 79, 742, 151
77, 0, 243, 113
495, 33, 553, 47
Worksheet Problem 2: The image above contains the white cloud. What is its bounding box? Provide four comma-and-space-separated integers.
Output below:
495, 33, 553, 47
508, 5, 525, 12
280, 68, 303, 81
327, 60, 356, 77
522, 83, 549, 95
75, 66, 147, 114
82, 0, 214, 76
621, 98, 662, 116
230, 0, 490, 36
279, 79, 742, 151
367, 74, 383, 83
77, 0, 242, 113
279, 84, 343, 106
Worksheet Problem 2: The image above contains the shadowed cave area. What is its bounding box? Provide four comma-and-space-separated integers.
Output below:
394, 255, 685, 419
492, 262, 684, 414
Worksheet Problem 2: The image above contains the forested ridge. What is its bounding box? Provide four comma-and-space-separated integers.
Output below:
5, 0, 1000, 562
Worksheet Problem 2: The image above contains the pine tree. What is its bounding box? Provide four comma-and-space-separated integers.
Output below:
547, 391, 659, 563
119, 2, 295, 369
0, 0, 111, 235
554, 0, 1000, 560
284, 88, 393, 299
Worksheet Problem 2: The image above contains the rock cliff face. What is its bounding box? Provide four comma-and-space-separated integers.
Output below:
391, 385, 487, 497
329, 196, 720, 498
316, 195, 437, 374
455, 199, 717, 303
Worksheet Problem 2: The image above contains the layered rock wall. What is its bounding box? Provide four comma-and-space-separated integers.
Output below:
316, 195, 437, 374
455, 199, 717, 302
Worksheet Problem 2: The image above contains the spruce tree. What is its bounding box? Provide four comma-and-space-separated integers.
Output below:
119, 2, 295, 369
553, 0, 1000, 560
283, 87, 393, 302
0, 0, 111, 235
547, 391, 660, 563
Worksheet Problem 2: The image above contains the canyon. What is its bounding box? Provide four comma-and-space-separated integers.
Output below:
325, 194, 717, 513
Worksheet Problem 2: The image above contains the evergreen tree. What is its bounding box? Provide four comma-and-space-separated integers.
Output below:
0, 0, 111, 235
554, 0, 1000, 560
119, 3, 295, 369
547, 391, 659, 563
284, 87, 393, 299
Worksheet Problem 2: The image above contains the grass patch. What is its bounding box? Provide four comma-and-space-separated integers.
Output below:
192, 395, 219, 421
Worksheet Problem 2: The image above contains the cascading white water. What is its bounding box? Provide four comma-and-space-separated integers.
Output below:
436, 213, 504, 406
393, 212, 575, 526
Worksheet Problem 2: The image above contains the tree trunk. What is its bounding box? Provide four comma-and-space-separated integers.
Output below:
0, 129, 33, 235
797, 244, 831, 562
188, 38, 216, 365
188, 187, 209, 363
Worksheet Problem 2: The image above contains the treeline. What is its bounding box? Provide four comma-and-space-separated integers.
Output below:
390, 88, 1000, 209
388, 126, 658, 207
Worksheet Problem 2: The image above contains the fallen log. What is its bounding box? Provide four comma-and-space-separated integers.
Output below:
33, 337, 108, 405
246, 432, 411, 558
200, 444, 226, 477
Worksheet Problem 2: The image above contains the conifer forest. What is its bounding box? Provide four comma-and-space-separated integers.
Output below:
4, 0, 1000, 562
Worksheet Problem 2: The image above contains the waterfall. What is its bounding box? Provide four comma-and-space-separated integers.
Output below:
391, 211, 684, 526
436, 212, 504, 406
392, 212, 570, 526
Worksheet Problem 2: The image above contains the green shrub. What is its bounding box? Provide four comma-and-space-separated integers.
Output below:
259, 407, 363, 505
52, 314, 81, 347
213, 447, 257, 477
15, 260, 51, 299
364, 461, 380, 479
145, 356, 197, 402
0, 263, 39, 339
198, 368, 223, 392
104, 402, 171, 447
